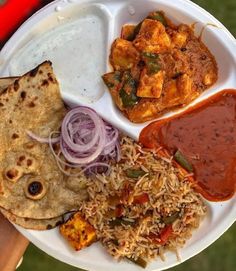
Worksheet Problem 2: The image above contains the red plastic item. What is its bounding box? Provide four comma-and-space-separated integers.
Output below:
0, 0, 41, 40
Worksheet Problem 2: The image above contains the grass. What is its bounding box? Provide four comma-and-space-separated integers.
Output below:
18, 0, 236, 270
193, 0, 236, 37
18, 223, 236, 271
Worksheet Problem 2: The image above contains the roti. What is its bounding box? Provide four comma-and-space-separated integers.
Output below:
0, 207, 63, 230
0, 61, 85, 219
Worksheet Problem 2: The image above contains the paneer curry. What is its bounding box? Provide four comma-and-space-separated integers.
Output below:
102, 11, 218, 123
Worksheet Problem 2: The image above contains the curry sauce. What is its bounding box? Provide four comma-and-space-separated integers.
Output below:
140, 90, 236, 201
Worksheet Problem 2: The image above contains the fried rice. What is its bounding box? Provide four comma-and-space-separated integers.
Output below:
78, 136, 206, 264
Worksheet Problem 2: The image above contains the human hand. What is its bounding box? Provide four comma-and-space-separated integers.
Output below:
0, 212, 29, 271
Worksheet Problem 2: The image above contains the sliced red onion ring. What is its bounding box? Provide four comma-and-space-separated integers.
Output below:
60, 107, 106, 165
28, 106, 120, 176
83, 162, 111, 176
61, 107, 103, 153
27, 131, 60, 144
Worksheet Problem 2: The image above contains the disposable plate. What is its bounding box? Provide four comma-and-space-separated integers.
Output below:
0, 0, 235, 270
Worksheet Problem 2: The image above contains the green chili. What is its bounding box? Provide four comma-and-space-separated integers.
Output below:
162, 211, 180, 225
111, 239, 119, 246
146, 61, 161, 74
174, 150, 193, 172
142, 52, 161, 75
109, 218, 137, 227
127, 257, 148, 269
125, 168, 147, 178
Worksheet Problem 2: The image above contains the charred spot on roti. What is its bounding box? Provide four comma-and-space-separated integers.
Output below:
0, 103, 3, 106
56, 220, 63, 227
14, 80, 20, 91
17, 155, 26, 166
28, 101, 35, 107
1, 88, 7, 95
6, 169, 19, 179
29, 66, 39, 77
4, 166, 23, 182
28, 181, 43, 195
46, 224, 53, 230
27, 159, 33, 166
42, 79, 49, 86
25, 179, 47, 200
12, 133, 19, 139
20, 91, 26, 100
9, 119, 12, 124
19, 156, 26, 162
15, 154, 37, 171
49, 75, 56, 83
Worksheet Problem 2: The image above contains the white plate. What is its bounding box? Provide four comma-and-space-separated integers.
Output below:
0, 0, 236, 270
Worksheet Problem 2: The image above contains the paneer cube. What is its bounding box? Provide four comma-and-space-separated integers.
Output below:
133, 19, 171, 53
127, 101, 158, 123
176, 74, 193, 102
137, 69, 165, 98
162, 79, 179, 107
121, 24, 136, 40
162, 74, 193, 108
110, 38, 140, 70
171, 31, 188, 48
203, 72, 216, 86
60, 213, 96, 251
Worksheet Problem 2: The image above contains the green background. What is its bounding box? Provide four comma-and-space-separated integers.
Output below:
18, 0, 236, 270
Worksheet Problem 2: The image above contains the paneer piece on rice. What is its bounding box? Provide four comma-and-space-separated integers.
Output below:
133, 19, 171, 53
60, 213, 96, 251
110, 38, 140, 70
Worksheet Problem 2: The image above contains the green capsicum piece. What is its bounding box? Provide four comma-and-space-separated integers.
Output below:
119, 71, 139, 107
127, 257, 148, 269
162, 211, 180, 225
174, 150, 193, 172
125, 168, 147, 178
148, 11, 167, 26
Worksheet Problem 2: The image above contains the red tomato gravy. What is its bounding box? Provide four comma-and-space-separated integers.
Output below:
139, 89, 236, 201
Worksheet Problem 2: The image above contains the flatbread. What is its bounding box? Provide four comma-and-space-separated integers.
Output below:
0, 207, 63, 230
0, 61, 86, 219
